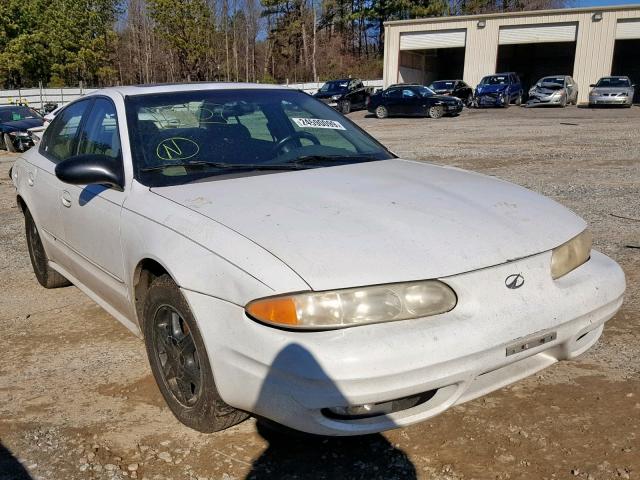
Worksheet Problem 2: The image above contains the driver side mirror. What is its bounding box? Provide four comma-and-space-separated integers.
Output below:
55, 154, 124, 190
590, 84, 596, 87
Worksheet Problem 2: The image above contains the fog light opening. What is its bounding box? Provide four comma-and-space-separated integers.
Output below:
322, 389, 438, 420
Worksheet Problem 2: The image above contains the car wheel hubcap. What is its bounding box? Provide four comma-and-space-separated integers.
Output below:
154, 306, 202, 407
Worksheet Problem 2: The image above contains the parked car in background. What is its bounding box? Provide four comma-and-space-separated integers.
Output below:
0, 105, 44, 152
527, 75, 578, 107
588, 76, 635, 107
474, 73, 523, 108
12, 83, 625, 436
28, 104, 64, 143
313, 78, 373, 114
428, 80, 474, 106
368, 84, 463, 119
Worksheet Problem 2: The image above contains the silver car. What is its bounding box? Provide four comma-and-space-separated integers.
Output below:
588, 76, 635, 107
526, 75, 578, 107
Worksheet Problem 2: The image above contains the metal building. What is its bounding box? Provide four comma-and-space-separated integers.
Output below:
383, 4, 640, 103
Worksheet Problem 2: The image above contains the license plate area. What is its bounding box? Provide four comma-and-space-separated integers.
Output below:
506, 331, 557, 356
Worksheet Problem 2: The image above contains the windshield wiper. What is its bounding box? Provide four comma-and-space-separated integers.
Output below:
291, 154, 380, 165
140, 161, 310, 173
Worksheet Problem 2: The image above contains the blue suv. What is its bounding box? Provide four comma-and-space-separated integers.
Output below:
474, 72, 524, 108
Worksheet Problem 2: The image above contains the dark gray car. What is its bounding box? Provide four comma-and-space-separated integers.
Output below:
588, 76, 635, 107
527, 75, 578, 107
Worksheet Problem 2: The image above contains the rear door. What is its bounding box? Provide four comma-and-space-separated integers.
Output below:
382, 88, 403, 114
58, 97, 130, 316
401, 88, 421, 115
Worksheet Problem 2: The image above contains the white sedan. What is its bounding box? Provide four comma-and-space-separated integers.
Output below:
10, 83, 625, 436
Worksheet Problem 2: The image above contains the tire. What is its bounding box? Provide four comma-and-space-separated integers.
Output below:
375, 105, 388, 119
515, 94, 522, 106
4, 134, 17, 153
560, 96, 567, 108
428, 105, 444, 119
340, 100, 351, 114
24, 209, 71, 288
143, 275, 248, 433
502, 95, 510, 108
465, 93, 473, 107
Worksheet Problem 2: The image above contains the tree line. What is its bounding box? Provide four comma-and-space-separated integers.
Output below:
0, 0, 565, 89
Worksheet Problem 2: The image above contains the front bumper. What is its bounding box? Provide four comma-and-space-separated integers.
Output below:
527, 94, 564, 106
443, 102, 463, 114
5, 133, 34, 152
476, 93, 508, 107
316, 97, 339, 108
589, 94, 632, 106
183, 249, 625, 436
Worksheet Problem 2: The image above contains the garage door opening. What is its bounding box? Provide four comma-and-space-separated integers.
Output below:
612, 39, 640, 103
398, 29, 466, 86
398, 48, 465, 85
496, 41, 577, 97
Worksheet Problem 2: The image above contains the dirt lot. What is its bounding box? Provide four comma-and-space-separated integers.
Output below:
0, 105, 638, 480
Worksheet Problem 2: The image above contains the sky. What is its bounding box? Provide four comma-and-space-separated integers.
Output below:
573, 0, 640, 6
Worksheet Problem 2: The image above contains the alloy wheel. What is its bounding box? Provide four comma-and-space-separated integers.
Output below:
153, 306, 203, 408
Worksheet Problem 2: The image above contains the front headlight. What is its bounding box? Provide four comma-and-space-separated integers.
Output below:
550, 229, 592, 280
8, 131, 29, 137
246, 280, 457, 330
619, 92, 628, 97
331, 95, 341, 101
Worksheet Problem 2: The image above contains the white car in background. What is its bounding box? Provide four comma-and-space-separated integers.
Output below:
10, 83, 625, 436
27, 105, 64, 143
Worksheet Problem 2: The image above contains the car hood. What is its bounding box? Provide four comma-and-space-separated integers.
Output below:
476, 84, 507, 95
151, 159, 585, 291
0, 118, 44, 131
314, 92, 344, 99
430, 94, 459, 103
432, 89, 453, 95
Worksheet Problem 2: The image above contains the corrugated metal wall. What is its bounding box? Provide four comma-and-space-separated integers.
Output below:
384, 6, 640, 103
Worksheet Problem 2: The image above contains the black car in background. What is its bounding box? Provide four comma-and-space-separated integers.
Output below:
429, 80, 474, 106
367, 84, 463, 119
313, 78, 373, 114
0, 105, 44, 152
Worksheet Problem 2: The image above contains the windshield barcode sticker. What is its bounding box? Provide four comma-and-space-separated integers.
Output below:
292, 118, 346, 130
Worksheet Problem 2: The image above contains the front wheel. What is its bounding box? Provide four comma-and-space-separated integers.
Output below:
375, 105, 388, 119
428, 105, 444, 119
465, 93, 473, 107
340, 100, 351, 114
515, 94, 522, 106
143, 275, 248, 433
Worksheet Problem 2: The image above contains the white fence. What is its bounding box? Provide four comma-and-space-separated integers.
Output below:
0, 79, 384, 110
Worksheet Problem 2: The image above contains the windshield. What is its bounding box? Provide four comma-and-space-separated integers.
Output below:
596, 77, 631, 88
126, 89, 393, 187
540, 77, 565, 86
480, 76, 508, 85
417, 86, 435, 97
430, 81, 455, 90
0, 106, 42, 122
319, 81, 349, 93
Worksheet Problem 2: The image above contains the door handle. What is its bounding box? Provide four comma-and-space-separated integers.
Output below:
61, 191, 72, 208
27, 171, 35, 186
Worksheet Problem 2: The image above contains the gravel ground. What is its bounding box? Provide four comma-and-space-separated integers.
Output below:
0, 105, 638, 480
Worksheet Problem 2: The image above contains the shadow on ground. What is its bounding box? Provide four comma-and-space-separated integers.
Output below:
0, 442, 32, 480
244, 343, 417, 480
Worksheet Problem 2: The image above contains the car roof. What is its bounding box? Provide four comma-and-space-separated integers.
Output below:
90, 82, 292, 98
600, 76, 630, 80
432, 79, 463, 82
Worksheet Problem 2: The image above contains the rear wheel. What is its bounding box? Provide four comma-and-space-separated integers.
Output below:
143, 275, 248, 433
25, 209, 71, 288
340, 100, 351, 114
375, 105, 388, 119
428, 105, 444, 119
